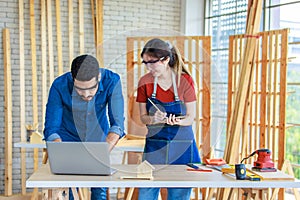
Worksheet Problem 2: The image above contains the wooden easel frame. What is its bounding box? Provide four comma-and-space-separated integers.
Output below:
227, 28, 289, 200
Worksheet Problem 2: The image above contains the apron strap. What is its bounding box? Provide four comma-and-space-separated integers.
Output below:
151, 71, 180, 101
171, 71, 180, 101
152, 76, 158, 98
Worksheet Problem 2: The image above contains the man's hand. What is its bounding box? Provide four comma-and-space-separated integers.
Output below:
52, 138, 62, 142
106, 132, 120, 151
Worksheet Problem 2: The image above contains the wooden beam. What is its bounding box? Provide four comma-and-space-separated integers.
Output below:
18, 0, 27, 195
29, 5, 40, 200
3, 28, 13, 196
29, 0, 38, 129
126, 37, 134, 133
195, 37, 201, 148
202, 36, 211, 159
278, 29, 288, 169
90, 0, 97, 47
69, 0, 74, 62
55, 0, 63, 75
96, 0, 103, 66
79, 0, 84, 54
47, 0, 54, 85
41, 0, 47, 136
260, 32, 267, 148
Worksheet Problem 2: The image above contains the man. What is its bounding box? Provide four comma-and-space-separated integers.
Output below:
43, 54, 125, 199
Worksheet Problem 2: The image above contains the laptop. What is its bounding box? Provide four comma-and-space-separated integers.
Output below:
46, 141, 117, 175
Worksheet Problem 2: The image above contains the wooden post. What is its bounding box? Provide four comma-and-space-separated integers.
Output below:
41, 0, 47, 137
79, 0, 85, 54
96, 0, 103, 66
47, 0, 54, 85
90, 0, 97, 47
30, 0, 40, 197
277, 29, 288, 200
30, 0, 39, 169
126, 37, 134, 133
3, 28, 13, 196
69, 0, 74, 63
202, 36, 211, 160
55, 0, 63, 75
19, 0, 27, 195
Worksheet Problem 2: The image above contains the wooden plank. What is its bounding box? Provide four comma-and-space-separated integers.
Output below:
96, 0, 103, 66
30, 0, 40, 197
188, 37, 192, 73
30, 0, 38, 128
69, 0, 74, 62
276, 29, 288, 200
260, 32, 267, 149
79, 0, 84, 54
278, 29, 288, 170
202, 36, 211, 159
3, 28, 13, 196
18, 0, 27, 195
47, 0, 54, 84
227, 36, 234, 138
195, 37, 201, 149
41, 0, 47, 136
90, 0, 96, 46
267, 31, 275, 152
224, 0, 263, 164
272, 31, 279, 163
253, 37, 260, 158
137, 39, 142, 79
127, 38, 134, 133
55, 0, 63, 75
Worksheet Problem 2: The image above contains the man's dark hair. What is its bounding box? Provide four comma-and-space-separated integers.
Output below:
71, 54, 99, 81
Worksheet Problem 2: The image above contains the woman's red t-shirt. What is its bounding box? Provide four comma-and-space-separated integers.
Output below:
136, 73, 197, 103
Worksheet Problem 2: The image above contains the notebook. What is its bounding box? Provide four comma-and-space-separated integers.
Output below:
46, 141, 117, 175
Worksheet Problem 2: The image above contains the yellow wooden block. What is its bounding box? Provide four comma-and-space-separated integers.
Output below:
30, 131, 45, 144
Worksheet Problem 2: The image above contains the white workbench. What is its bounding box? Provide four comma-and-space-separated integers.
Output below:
26, 164, 300, 189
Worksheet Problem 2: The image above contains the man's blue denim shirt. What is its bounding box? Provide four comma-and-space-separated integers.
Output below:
43, 68, 125, 142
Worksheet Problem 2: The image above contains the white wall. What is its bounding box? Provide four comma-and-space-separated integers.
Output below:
180, 0, 205, 35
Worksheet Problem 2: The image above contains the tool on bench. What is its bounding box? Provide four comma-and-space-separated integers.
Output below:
241, 149, 277, 172
186, 163, 213, 172
221, 165, 261, 181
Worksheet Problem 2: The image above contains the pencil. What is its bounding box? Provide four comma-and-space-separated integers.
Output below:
147, 98, 162, 112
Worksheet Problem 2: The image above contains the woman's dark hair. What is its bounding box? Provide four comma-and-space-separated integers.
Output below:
71, 54, 99, 81
141, 38, 191, 83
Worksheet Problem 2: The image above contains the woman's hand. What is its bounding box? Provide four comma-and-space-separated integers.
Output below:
152, 110, 167, 124
165, 114, 182, 125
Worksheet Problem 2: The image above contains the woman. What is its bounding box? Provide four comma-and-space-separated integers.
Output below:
136, 38, 201, 200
